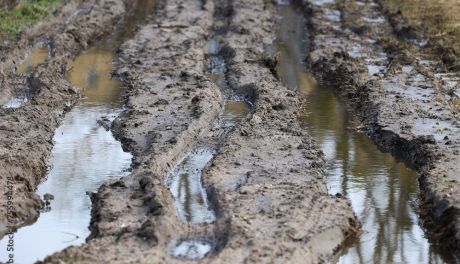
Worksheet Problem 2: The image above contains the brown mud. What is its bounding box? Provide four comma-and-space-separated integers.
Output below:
39, 0, 359, 262
0, 0, 127, 237
300, 0, 460, 261
5, 0, 458, 262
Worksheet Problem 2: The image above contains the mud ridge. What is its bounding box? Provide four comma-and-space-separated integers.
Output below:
0, 0, 128, 237
302, 0, 460, 260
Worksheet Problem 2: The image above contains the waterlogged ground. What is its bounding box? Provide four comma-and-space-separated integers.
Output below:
301, 87, 449, 264
2, 0, 460, 262
0, 42, 132, 262
68, 45, 123, 103
276, 3, 451, 263
168, 147, 217, 225
0, 0, 159, 261
17, 44, 49, 74
0, 104, 131, 263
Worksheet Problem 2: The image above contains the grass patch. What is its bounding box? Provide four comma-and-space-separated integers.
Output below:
0, 0, 62, 40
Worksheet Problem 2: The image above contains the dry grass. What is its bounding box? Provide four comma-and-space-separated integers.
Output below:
387, 0, 460, 51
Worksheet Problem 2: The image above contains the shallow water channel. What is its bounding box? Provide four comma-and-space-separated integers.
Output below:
0, 1, 156, 262
276, 3, 452, 264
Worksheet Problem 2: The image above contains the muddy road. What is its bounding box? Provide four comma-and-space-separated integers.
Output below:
0, 0, 459, 263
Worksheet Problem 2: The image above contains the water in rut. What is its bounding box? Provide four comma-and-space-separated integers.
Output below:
276, 3, 452, 263
167, 20, 252, 259
17, 44, 49, 75
0, 1, 155, 262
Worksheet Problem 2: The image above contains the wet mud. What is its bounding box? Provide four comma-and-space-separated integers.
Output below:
0, 0, 127, 237
4, 0, 458, 262
40, 0, 359, 262
300, 0, 460, 261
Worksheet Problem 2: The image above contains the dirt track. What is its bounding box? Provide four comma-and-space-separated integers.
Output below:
302, 0, 460, 259
37, 0, 359, 263
2, 0, 460, 262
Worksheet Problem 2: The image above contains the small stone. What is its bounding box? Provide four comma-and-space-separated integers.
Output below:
43, 193, 54, 201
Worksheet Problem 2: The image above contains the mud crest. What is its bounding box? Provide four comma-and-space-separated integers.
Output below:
302, 0, 460, 260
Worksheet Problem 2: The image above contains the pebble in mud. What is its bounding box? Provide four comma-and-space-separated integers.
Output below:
170, 240, 213, 260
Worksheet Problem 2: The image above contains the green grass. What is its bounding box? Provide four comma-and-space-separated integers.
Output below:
0, 0, 62, 40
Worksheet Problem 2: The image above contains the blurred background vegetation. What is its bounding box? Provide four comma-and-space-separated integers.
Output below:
0, 0, 62, 40
387, 0, 460, 52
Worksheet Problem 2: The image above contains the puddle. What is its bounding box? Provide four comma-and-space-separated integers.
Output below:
170, 240, 212, 260
2, 96, 28, 109
205, 37, 251, 126
68, 45, 122, 104
0, 105, 132, 264
453, 99, 460, 111
276, 4, 453, 264
167, 36, 251, 225
220, 101, 251, 127
17, 44, 49, 74
0, 0, 155, 262
168, 147, 216, 224
275, 4, 314, 92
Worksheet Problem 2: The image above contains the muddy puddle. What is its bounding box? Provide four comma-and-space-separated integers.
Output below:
167, 23, 252, 260
168, 147, 217, 225
0, 1, 155, 262
1, 44, 50, 109
168, 35, 251, 228
276, 3, 453, 263
17, 44, 49, 75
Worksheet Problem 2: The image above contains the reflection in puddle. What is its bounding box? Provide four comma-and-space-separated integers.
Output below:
2, 96, 28, 109
300, 87, 448, 263
17, 45, 49, 74
220, 101, 250, 127
170, 240, 212, 260
276, 4, 315, 93
276, 4, 451, 264
0, 106, 132, 264
168, 148, 216, 224
68, 45, 122, 104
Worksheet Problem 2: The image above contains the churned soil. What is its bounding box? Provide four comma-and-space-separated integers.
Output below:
40, 0, 359, 263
